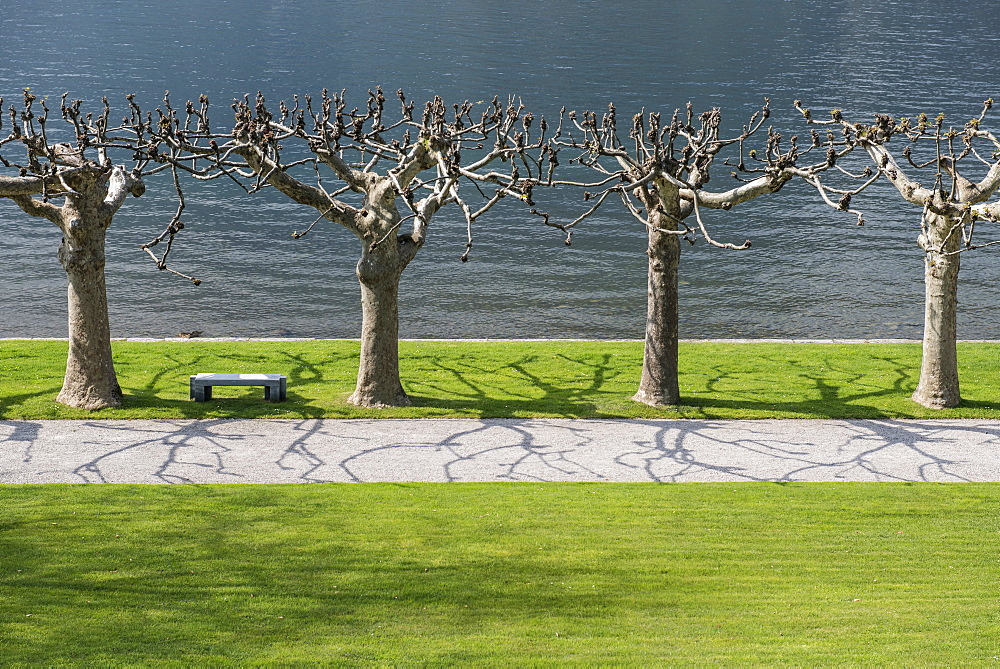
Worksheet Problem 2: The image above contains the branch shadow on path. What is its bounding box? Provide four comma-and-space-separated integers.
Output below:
615, 418, 999, 483
4, 416, 998, 484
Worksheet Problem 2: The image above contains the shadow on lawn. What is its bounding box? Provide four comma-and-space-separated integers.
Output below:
403, 352, 624, 417
120, 393, 326, 419
402, 349, 936, 419
5, 343, 991, 420
0, 387, 63, 420
684, 352, 934, 418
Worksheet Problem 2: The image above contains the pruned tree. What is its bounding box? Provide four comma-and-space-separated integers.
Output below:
0, 91, 191, 410
796, 99, 1000, 408
546, 100, 833, 406
151, 89, 553, 407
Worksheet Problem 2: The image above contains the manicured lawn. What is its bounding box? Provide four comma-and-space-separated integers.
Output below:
0, 339, 998, 419
1, 483, 998, 665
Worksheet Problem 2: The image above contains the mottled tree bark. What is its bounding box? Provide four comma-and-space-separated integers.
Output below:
912, 213, 962, 408
349, 240, 411, 407
56, 216, 122, 409
633, 181, 682, 406
634, 224, 681, 406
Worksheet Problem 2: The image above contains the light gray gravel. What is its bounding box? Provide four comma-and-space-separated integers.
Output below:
2, 418, 999, 483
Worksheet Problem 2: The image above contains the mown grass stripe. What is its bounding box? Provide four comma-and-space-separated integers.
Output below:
1, 483, 998, 664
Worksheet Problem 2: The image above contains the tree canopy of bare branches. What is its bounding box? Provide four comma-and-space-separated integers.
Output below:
796, 99, 1000, 408
146, 88, 555, 406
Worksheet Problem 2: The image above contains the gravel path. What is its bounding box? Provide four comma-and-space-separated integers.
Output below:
3, 418, 999, 484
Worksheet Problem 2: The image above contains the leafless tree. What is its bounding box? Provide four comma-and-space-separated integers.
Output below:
796, 99, 1000, 408
0, 91, 191, 410
546, 100, 834, 406
149, 89, 553, 407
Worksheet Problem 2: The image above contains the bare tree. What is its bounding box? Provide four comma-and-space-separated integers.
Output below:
546, 101, 832, 406
796, 100, 1000, 408
150, 89, 552, 407
0, 91, 187, 410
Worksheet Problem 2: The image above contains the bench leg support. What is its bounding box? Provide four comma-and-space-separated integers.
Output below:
263, 381, 286, 402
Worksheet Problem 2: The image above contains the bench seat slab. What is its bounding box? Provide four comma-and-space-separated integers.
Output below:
190, 373, 287, 402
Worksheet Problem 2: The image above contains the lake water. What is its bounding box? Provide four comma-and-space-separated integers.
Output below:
2, 0, 1000, 339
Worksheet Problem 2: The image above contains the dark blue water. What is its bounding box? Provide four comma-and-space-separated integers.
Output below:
2, 0, 1000, 339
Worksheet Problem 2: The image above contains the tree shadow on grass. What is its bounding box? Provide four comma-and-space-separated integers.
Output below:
400, 348, 936, 420
682, 351, 938, 418
0, 387, 63, 420
119, 392, 326, 420
7, 343, 993, 420
402, 352, 624, 417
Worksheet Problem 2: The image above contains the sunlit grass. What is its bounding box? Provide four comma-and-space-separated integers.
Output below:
0, 339, 998, 419
2, 483, 999, 665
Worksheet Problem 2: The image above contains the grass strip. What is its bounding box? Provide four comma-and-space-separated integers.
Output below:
1, 483, 999, 665
0, 339, 998, 419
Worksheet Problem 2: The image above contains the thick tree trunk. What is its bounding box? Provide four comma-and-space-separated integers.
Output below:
55, 225, 122, 409
912, 213, 962, 408
633, 185, 682, 406
8, 165, 140, 410
348, 246, 411, 408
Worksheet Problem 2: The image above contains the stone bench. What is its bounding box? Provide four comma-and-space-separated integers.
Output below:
189, 373, 287, 402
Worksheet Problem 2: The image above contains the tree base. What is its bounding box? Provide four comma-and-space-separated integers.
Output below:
632, 389, 680, 407
911, 388, 960, 410
56, 388, 123, 411
348, 390, 413, 409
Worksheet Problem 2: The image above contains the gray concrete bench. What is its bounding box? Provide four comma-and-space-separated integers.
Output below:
189, 373, 287, 402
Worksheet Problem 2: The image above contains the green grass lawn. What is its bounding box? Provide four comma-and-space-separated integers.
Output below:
1, 339, 998, 419
2, 483, 999, 665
